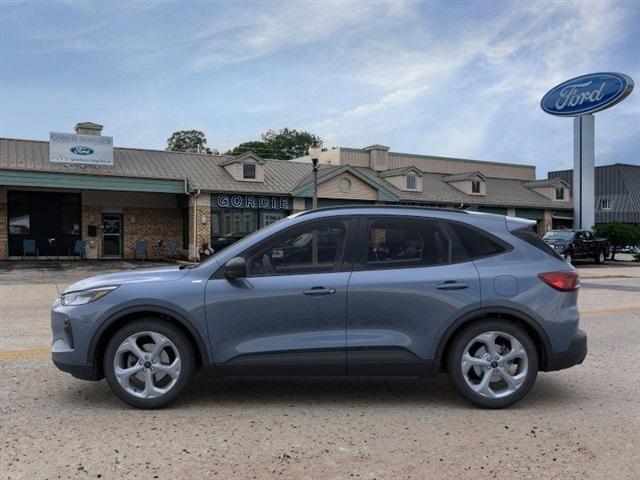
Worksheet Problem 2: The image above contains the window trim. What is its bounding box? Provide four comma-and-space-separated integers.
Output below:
600, 199, 612, 210
471, 180, 481, 194
213, 216, 358, 279
555, 187, 564, 200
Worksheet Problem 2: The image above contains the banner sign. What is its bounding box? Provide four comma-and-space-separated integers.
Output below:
213, 193, 290, 210
49, 132, 114, 165
541, 72, 634, 117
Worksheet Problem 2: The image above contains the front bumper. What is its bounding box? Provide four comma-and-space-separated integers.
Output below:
52, 355, 100, 381
544, 328, 587, 371
51, 301, 102, 381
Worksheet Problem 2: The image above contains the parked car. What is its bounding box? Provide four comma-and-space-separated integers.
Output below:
52, 206, 586, 409
211, 233, 247, 252
542, 229, 609, 264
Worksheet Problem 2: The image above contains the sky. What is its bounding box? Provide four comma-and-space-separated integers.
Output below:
0, 0, 638, 177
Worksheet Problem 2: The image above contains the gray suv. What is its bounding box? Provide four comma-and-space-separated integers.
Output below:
51, 206, 587, 409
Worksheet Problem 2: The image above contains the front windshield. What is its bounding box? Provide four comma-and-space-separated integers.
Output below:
191, 214, 296, 268
543, 230, 573, 241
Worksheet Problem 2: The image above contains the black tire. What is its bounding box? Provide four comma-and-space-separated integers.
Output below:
104, 318, 196, 409
446, 320, 539, 409
594, 250, 606, 264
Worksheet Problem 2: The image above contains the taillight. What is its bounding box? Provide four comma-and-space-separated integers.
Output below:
538, 271, 580, 292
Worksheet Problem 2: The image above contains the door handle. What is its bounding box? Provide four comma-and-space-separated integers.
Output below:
436, 281, 468, 291
303, 287, 337, 296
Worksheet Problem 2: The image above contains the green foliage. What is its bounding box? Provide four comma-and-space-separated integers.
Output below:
226, 128, 322, 160
167, 130, 217, 154
594, 222, 640, 260
225, 141, 269, 157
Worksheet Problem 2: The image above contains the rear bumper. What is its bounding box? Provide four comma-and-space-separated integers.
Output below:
544, 328, 587, 371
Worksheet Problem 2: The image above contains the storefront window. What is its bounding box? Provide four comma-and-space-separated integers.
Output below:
210, 194, 291, 253
8, 192, 30, 234
9, 209, 30, 234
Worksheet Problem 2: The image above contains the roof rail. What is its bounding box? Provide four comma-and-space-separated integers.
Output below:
297, 204, 471, 217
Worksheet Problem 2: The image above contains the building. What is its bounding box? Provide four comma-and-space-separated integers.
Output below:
1, 123, 574, 261
548, 164, 640, 225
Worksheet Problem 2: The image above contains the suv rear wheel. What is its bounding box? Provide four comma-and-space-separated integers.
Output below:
104, 318, 195, 409
447, 320, 538, 408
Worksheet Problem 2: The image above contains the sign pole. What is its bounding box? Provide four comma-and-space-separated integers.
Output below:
573, 114, 595, 229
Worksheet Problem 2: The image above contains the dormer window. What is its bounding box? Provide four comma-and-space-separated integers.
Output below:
406, 174, 417, 190
471, 180, 481, 194
555, 187, 564, 200
243, 163, 256, 179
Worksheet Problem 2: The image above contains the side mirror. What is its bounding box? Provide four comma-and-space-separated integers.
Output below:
224, 257, 247, 279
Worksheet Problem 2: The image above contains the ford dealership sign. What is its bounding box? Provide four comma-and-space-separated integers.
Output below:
50, 132, 114, 165
541, 72, 633, 116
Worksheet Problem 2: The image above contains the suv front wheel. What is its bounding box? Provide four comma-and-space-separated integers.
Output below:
104, 319, 195, 409
447, 320, 538, 408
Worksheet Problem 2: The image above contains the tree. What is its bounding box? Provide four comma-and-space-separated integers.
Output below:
226, 128, 322, 160
225, 141, 269, 157
593, 222, 640, 260
167, 130, 217, 154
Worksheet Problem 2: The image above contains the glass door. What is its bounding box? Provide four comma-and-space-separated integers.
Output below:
102, 213, 123, 258
261, 210, 285, 227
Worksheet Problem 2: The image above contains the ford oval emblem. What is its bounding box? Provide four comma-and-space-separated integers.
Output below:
541, 72, 633, 117
70, 146, 95, 155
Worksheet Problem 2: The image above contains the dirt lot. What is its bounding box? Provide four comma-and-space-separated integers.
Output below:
1, 261, 639, 479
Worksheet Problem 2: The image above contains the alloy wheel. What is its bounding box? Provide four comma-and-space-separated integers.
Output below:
113, 331, 181, 399
460, 331, 529, 399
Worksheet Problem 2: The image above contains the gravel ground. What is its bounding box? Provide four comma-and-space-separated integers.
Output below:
1, 262, 639, 479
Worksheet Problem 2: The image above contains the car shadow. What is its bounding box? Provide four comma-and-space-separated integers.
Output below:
58, 373, 582, 411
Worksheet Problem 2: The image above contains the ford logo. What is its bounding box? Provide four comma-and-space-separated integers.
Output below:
70, 146, 95, 155
541, 72, 633, 117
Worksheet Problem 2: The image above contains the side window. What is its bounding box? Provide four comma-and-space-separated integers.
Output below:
246, 221, 347, 276
575, 232, 584, 241
365, 218, 451, 269
447, 222, 507, 260
584, 231, 593, 241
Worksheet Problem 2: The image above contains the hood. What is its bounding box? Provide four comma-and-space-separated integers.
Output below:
63, 266, 189, 293
543, 238, 570, 246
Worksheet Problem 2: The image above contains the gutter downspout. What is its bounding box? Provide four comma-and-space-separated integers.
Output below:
192, 188, 201, 262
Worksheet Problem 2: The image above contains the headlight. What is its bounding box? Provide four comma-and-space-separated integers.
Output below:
60, 286, 118, 306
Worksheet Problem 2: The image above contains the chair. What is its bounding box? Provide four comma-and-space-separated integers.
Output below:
133, 240, 148, 260
68, 240, 86, 260
165, 241, 177, 258
22, 239, 38, 261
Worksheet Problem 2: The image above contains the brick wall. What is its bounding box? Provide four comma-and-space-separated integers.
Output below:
123, 207, 182, 260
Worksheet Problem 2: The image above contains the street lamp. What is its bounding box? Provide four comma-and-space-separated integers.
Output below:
308, 144, 322, 209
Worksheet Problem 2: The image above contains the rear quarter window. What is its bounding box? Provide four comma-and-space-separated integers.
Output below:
513, 226, 563, 260
447, 222, 510, 260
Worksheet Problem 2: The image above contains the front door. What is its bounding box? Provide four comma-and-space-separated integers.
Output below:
102, 214, 123, 259
204, 218, 355, 376
346, 216, 481, 376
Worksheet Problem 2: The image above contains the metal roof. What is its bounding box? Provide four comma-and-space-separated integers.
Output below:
0, 137, 572, 209
0, 137, 311, 194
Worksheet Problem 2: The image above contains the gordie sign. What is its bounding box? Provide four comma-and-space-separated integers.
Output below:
541, 72, 634, 116
214, 193, 289, 210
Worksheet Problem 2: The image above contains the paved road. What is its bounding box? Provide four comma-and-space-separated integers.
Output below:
1, 263, 639, 479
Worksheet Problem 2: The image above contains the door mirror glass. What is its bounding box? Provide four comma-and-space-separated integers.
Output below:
224, 257, 247, 279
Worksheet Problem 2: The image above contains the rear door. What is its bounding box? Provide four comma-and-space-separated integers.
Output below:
346, 216, 481, 376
